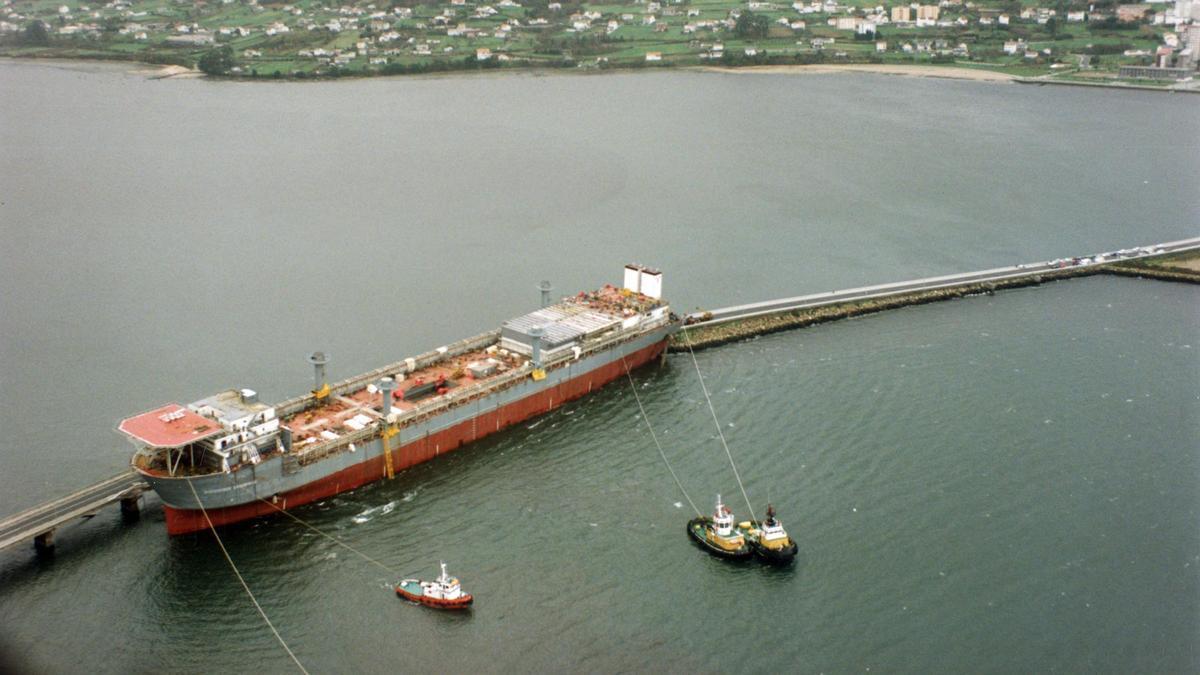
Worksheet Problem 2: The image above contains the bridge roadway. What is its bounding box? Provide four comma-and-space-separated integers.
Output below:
685, 236, 1200, 326
0, 471, 148, 553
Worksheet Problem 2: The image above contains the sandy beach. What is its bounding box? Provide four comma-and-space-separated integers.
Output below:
144, 60, 1015, 83
125, 63, 200, 79
147, 64, 201, 79
699, 63, 1018, 82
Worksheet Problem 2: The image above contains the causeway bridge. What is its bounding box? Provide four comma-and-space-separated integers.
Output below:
682, 237, 1200, 329
2, 236, 1196, 556
0, 472, 147, 554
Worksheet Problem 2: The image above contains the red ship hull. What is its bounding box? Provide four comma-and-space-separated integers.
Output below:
163, 337, 668, 535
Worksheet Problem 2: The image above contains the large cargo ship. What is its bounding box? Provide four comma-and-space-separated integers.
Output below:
118, 266, 676, 535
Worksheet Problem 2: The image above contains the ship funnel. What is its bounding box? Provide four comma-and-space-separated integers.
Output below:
538, 280, 553, 308
308, 351, 329, 399
379, 377, 395, 417
529, 325, 544, 368
623, 264, 662, 299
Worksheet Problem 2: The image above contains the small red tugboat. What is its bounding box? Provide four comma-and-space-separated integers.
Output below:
396, 562, 474, 610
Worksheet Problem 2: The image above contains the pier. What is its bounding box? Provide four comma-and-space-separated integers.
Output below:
0, 471, 148, 554
1, 237, 1196, 556
673, 237, 1200, 351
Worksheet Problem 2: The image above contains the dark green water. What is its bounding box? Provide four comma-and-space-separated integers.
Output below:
0, 62, 1197, 673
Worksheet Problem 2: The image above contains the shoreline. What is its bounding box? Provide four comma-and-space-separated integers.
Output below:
0, 55, 199, 79
700, 63, 1200, 92
4, 53, 1196, 92
696, 63, 1019, 82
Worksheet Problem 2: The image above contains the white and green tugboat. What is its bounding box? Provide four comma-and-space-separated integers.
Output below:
738, 504, 798, 565
686, 495, 753, 560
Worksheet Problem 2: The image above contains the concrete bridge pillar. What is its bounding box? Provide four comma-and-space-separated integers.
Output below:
34, 529, 54, 553
120, 495, 141, 519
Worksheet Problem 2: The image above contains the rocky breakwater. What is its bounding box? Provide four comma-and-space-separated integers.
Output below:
669, 256, 1200, 353
1102, 249, 1200, 285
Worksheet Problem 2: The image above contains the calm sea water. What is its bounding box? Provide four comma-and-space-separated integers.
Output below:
0, 61, 1197, 673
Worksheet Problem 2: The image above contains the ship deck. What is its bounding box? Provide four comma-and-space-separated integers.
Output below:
281, 284, 662, 449
282, 344, 523, 447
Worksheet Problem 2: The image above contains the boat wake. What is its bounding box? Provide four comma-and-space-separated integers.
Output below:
352, 500, 398, 524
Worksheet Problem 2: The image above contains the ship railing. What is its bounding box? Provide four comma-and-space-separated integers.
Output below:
291, 424, 381, 467
275, 330, 502, 418
289, 310, 672, 465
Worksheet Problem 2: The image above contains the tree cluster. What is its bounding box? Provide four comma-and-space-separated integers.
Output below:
23, 20, 50, 45
197, 46, 235, 75
734, 11, 770, 40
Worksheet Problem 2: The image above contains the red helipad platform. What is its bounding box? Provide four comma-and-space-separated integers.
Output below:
118, 404, 223, 448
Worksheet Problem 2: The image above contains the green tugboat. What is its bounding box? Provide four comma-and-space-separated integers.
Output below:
687, 495, 753, 560
737, 504, 798, 565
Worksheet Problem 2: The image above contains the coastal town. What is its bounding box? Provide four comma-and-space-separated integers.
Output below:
1, 0, 1196, 82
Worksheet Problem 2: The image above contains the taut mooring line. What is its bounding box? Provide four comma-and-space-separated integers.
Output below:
679, 327, 757, 523
621, 354, 702, 517
186, 480, 309, 675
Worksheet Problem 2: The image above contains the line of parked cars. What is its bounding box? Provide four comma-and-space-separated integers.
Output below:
1043, 245, 1164, 269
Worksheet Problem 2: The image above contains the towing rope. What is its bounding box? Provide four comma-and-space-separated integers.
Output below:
620, 355, 702, 517
679, 326, 758, 524
186, 480, 309, 675
256, 497, 402, 576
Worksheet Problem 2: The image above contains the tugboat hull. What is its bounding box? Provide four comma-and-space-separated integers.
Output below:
749, 538, 798, 565
686, 517, 753, 560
